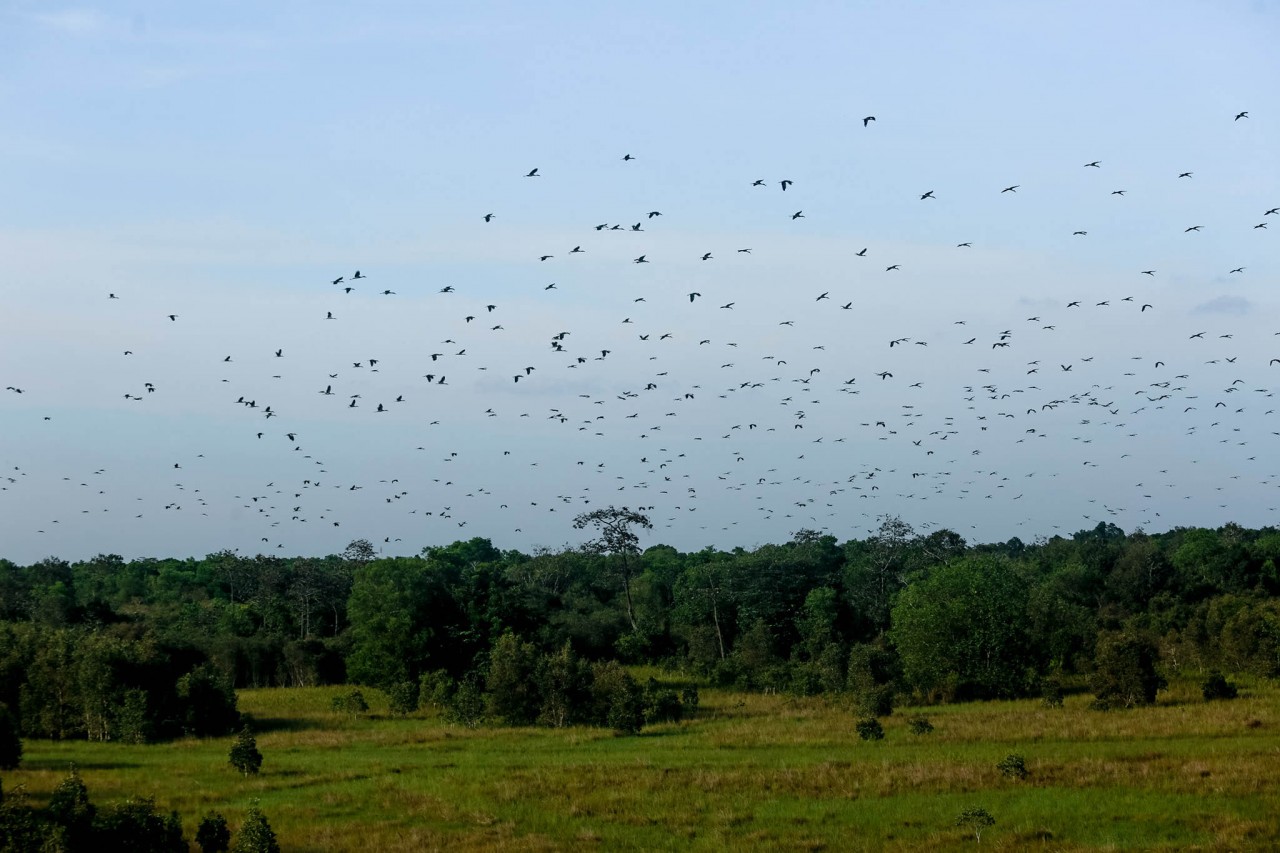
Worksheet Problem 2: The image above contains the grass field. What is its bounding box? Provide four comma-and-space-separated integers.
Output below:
6, 675, 1279, 851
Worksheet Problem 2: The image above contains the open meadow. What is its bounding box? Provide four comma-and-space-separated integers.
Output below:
7, 676, 1279, 852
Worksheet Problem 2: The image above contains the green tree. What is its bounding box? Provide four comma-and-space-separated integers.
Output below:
573, 506, 653, 632
176, 664, 240, 737
535, 643, 591, 728
228, 726, 263, 776
94, 797, 186, 852
47, 768, 96, 850
345, 557, 437, 688
1090, 630, 1166, 708
231, 803, 280, 853
485, 632, 540, 725
890, 556, 1036, 700
196, 812, 232, 853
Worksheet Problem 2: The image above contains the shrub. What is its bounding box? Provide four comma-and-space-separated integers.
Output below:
485, 633, 540, 725
955, 807, 995, 843
47, 769, 96, 849
1039, 676, 1064, 708
176, 664, 240, 737
0, 783, 47, 852
996, 753, 1028, 780
228, 726, 263, 776
94, 797, 186, 852
446, 674, 486, 727
231, 803, 280, 853
196, 812, 232, 853
330, 689, 369, 716
855, 717, 884, 741
846, 643, 898, 716
0, 706, 21, 769
590, 661, 644, 735
1201, 671, 1238, 701
1090, 630, 1166, 709
642, 678, 683, 724
534, 644, 591, 728
907, 715, 934, 735
680, 685, 700, 717
386, 681, 419, 716
419, 670, 456, 711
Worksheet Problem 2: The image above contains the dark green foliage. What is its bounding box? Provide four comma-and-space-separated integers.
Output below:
47, 768, 96, 849
907, 715, 934, 735
855, 717, 884, 741
196, 812, 232, 853
231, 804, 280, 853
419, 670, 456, 711
1090, 631, 1167, 709
228, 726, 263, 776
485, 632, 540, 725
642, 678, 684, 724
330, 689, 369, 716
0, 782, 48, 853
1201, 670, 1238, 701
1039, 675, 1065, 708
177, 664, 241, 736
3, 521, 1280, 727
891, 556, 1037, 700
955, 807, 996, 842
534, 643, 591, 728
0, 706, 21, 769
93, 797, 186, 852
996, 753, 1028, 780
680, 684, 700, 716
590, 661, 645, 735
386, 680, 420, 716
846, 642, 898, 717
447, 674, 486, 727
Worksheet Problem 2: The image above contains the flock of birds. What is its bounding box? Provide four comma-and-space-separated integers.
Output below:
3, 109, 1278, 559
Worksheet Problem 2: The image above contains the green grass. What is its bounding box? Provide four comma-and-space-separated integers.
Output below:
6, 678, 1280, 851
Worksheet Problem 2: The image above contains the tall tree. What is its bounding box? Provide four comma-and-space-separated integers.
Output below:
573, 507, 652, 632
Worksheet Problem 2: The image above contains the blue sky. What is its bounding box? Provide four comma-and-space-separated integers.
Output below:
2, 1, 1278, 562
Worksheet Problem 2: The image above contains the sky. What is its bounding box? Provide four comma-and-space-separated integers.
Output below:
2, 0, 1278, 563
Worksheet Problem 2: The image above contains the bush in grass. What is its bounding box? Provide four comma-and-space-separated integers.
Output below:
330, 689, 369, 716
1039, 676, 1065, 708
228, 726, 263, 776
196, 812, 232, 853
485, 632, 540, 725
386, 681, 419, 716
589, 661, 645, 735
446, 674, 486, 727
47, 768, 96, 849
955, 807, 995, 843
1089, 630, 1166, 709
94, 797, 186, 852
534, 643, 591, 728
176, 664, 241, 737
846, 642, 898, 717
996, 753, 1028, 780
419, 670, 456, 711
680, 685, 700, 717
0, 706, 21, 769
642, 678, 683, 724
231, 803, 280, 853
1201, 670, 1238, 701
907, 715, 934, 735
855, 717, 884, 741
0, 782, 49, 852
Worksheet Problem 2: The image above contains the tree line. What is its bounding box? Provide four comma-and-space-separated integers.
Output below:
2, 514, 1279, 743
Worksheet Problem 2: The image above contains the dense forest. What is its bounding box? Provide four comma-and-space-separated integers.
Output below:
2, 512, 1279, 744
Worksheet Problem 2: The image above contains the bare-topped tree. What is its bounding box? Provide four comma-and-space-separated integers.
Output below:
573, 506, 652, 632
